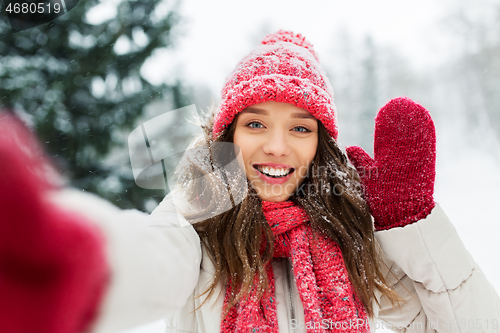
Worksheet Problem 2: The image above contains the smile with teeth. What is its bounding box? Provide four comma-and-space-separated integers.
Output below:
255, 165, 294, 178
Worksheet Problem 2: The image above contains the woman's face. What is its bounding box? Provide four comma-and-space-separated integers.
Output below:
233, 101, 318, 202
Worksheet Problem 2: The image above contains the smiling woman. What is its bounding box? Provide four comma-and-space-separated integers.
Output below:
162, 29, 500, 333
178, 94, 400, 330
2, 28, 499, 333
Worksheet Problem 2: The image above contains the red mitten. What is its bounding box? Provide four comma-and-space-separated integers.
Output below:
345, 97, 436, 231
0, 113, 110, 333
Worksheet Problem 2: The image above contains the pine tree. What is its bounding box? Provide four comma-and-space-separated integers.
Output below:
0, 0, 192, 211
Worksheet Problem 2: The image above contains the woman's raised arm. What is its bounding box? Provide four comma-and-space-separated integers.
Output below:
0, 113, 201, 333
346, 97, 500, 331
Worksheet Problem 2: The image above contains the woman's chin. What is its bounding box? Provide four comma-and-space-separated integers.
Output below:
256, 192, 291, 202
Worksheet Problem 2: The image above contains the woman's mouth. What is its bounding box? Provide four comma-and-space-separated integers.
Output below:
252, 164, 295, 184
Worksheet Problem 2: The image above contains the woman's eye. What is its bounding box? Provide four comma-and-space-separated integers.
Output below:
293, 126, 311, 133
247, 121, 264, 129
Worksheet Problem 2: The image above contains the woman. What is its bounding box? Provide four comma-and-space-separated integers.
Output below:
0, 30, 499, 333
154, 30, 500, 332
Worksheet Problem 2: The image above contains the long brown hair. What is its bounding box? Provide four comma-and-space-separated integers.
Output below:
172, 105, 401, 318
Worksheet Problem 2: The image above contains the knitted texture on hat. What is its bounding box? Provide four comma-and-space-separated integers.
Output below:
221, 200, 369, 333
346, 97, 436, 230
260, 30, 319, 62
213, 30, 338, 140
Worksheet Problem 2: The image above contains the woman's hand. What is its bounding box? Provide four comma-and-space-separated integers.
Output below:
346, 97, 436, 231
0, 113, 110, 333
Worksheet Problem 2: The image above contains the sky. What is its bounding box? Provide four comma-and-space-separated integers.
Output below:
85, 0, 500, 331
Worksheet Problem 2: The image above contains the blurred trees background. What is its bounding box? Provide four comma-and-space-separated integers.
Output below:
439, 0, 500, 143
0, 0, 194, 211
325, 0, 500, 159
325, 30, 426, 155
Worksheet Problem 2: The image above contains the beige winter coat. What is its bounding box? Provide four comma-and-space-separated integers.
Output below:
50, 189, 500, 333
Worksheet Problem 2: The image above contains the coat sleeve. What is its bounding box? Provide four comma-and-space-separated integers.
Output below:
48, 188, 202, 333
374, 203, 500, 332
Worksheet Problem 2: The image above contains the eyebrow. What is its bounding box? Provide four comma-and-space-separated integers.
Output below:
240, 107, 316, 119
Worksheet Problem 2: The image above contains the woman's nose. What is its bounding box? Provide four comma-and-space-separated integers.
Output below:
262, 129, 291, 157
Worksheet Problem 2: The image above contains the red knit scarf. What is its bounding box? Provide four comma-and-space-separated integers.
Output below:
221, 200, 370, 332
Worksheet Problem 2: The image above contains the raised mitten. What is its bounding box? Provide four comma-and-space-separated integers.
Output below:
345, 97, 436, 231
0, 114, 110, 333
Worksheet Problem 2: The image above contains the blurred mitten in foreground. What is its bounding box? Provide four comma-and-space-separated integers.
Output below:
0, 113, 110, 333
346, 97, 436, 231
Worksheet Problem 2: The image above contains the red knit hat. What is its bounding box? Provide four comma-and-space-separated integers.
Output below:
212, 30, 338, 140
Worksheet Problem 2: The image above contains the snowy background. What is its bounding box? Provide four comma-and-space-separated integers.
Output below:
2, 0, 496, 331
111, 0, 500, 332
